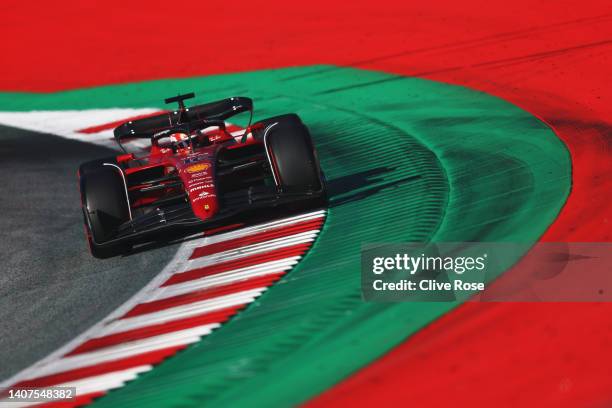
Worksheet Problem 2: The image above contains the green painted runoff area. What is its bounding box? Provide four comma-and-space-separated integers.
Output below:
0, 66, 570, 407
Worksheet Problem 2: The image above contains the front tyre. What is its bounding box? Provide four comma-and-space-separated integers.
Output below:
262, 114, 324, 194
79, 165, 131, 258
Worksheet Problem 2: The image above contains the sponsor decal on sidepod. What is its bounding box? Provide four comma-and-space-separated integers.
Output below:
185, 163, 210, 174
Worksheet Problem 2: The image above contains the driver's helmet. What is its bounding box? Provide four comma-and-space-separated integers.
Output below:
170, 132, 190, 150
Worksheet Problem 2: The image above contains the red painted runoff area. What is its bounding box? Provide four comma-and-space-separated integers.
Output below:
2, 1, 611, 406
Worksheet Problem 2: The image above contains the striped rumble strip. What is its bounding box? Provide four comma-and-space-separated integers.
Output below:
0, 210, 326, 407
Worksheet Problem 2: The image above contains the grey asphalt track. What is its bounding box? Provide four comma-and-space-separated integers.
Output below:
0, 125, 179, 381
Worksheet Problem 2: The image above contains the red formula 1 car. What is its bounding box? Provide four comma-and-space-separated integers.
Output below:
78, 93, 326, 258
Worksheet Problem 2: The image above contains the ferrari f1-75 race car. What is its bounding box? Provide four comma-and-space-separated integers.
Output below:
78, 93, 326, 258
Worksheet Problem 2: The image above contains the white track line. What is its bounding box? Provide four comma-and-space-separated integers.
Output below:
0, 237, 195, 389
183, 231, 319, 270
183, 210, 325, 248
148, 257, 301, 301
59, 365, 152, 394
0, 109, 158, 150
59, 365, 152, 395
26, 325, 219, 380
95, 289, 264, 338
1, 366, 153, 408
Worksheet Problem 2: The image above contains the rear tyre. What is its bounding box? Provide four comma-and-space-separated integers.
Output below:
261, 114, 325, 194
79, 165, 131, 258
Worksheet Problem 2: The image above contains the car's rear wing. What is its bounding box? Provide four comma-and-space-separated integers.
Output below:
113, 96, 253, 141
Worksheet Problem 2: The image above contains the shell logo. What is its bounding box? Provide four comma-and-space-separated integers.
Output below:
185, 163, 210, 174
